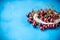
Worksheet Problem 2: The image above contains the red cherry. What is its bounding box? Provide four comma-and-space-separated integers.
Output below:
40, 26, 45, 30
50, 18, 54, 23
32, 20, 37, 27
55, 24, 58, 27
27, 12, 31, 17
48, 24, 53, 28
55, 14, 59, 17
53, 14, 59, 18
50, 14, 53, 18
53, 24, 57, 28
37, 15, 41, 19
29, 14, 32, 17
41, 15, 44, 18
27, 17, 33, 23
50, 24, 53, 28
53, 24, 55, 28
33, 20, 36, 23
43, 25, 47, 28
27, 13, 32, 18
40, 10, 45, 16
44, 18, 48, 22
40, 10, 44, 13
32, 23, 36, 27
39, 23, 43, 27
47, 24, 51, 28
53, 14, 56, 18
38, 12, 41, 15
41, 17, 44, 21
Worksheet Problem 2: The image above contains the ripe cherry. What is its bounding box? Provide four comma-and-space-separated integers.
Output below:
37, 15, 41, 19
42, 17, 44, 21
43, 25, 47, 29
53, 24, 57, 28
50, 14, 53, 18
32, 20, 37, 27
40, 26, 45, 30
48, 24, 53, 28
44, 18, 48, 22
50, 18, 54, 23
38, 11, 41, 15
27, 12, 32, 18
53, 14, 59, 19
39, 23, 43, 27
47, 24, 51, 28
27, 17, 33, 23
40, 10, 45, 16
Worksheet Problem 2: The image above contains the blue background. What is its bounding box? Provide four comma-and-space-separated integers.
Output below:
0, 0, 60, 40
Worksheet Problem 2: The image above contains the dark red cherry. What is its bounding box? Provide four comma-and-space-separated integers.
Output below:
37, 15, 41, 19
27, 12, 32, 18
44, 18, 48, 22
32, 20, 37, 27
39, 23, 43, 27
40, 26, 45, 30
43, 25, 47, 29
50, 18, 54, 23
47, 24, 51, 28
27, 17, 33, 23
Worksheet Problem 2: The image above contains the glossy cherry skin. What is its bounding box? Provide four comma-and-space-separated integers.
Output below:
39, 23, 43, 27
40, 10, 46, 16
40, 26, 45, 30
44, 18, 48, 22
47, 24, 51, 28
53, 14, 59, 19
43, 25, 47, 29
32, 20, 37, 27
37, 15, 41, 19
27, 17, 33, 23
53, 24, 57, 28
27, 12, 32, 18
50, 18, 54, 23
47, 24, 53, 28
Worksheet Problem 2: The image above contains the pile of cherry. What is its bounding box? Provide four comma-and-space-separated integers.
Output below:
27, 9, 60, 30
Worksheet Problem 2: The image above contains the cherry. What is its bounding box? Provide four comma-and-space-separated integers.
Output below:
48, 24, 53, 28
50, 14, 53, 18
40, 26, 45, 30
38, 11, 41, 15
43, 25, 47, 29
32, 20, 37, 27
55, 14, 59, 17
27, 12, 32, 18
37, 15, 41, 19
42, 17, 44, 21
39, 23, 43, 27
40, 10, 45, 16
27, 17, 33, 23
53, 14, 59, 19
47, 24, 51, 28
50, 18, 54, 23
53, 24, 57, 28
55, 24, 58, 27
44, 18, 48, 22
50, 24, 53, 28
53, 24, 55, 28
